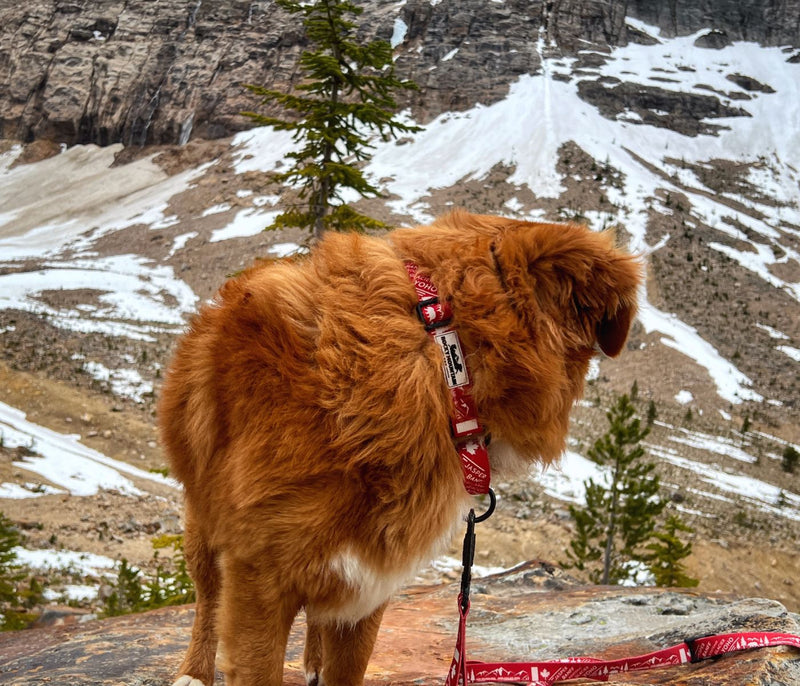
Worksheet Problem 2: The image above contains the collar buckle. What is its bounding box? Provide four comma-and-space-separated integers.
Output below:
415, 296, 453, 330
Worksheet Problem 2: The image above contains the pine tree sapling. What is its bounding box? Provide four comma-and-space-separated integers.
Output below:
645, 515, 698, 588
646, 399, 657, 427
566, 480, 608, 583
566, 394, 665, 585
151, 534, 195, 606
782, 445, 799, 474
103, 558, 144, 617
0, 512, 35, 631
741, 413, 752, 435
103, 536, 196, 618
243, 0, 420, 238
0, 512, 21, 617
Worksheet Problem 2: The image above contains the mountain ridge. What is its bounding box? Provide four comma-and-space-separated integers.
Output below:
2, 0, 799, 148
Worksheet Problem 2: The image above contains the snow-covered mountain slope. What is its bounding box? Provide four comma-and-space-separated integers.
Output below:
0, 19, 798, 605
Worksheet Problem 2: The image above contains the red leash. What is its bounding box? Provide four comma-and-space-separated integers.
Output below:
447, 600, 800, 685
446, 512, 800, 686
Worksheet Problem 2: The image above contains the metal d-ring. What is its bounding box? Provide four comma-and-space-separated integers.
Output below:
473, 487, 496, 523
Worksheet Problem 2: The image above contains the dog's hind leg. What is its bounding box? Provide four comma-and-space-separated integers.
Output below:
304, 617, 324, 686
319, 603, 387, 686
218, 556, 300, 686
174, 509, 220, 686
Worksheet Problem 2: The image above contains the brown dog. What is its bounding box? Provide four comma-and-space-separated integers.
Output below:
158, 211, 640, 686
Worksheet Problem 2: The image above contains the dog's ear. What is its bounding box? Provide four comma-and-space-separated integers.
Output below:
490, 222, 641, 353
597, 301, 634, 357
591, 241, 641, 357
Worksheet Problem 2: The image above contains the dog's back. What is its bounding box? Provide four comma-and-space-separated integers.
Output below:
159, 254, 319, 494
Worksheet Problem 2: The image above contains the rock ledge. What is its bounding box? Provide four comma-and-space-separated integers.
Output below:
1, 562, 799, 685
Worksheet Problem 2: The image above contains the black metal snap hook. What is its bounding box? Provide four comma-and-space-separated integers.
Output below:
473, 487, 496, 523
459, 488, 496, 613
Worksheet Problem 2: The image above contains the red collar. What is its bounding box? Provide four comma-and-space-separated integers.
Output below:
404, 262, 491, 495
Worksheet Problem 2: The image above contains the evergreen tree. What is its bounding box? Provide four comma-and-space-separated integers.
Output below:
645, 514, 698, 588
0, 512, 21, 604
566, 394, 665, 585
741, 413, 751, 434
567, 480, 610, 584
242, 0, 420, 239
103, 558, 143, 617
782, 445, 798, 474
646, 399, 657, 427
0, 511, 33, 631
103, 536, 195, 618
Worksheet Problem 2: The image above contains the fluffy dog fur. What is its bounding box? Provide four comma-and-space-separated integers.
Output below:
159, 211, 641, 686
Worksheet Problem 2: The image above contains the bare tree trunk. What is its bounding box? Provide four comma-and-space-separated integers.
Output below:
601, 460, 622, 585
601, 508, 616, 585
312, 178, 328, 241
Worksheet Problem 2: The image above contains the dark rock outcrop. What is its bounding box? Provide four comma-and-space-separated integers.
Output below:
1, 562, 798, 685
626, 0, 800, 46
577, 78, 751, 136
693, 29, 733, 49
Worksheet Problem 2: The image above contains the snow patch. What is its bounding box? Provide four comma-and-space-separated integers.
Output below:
391, 18, 407, 48
535, 451, 607, 504
0, 254, 198, 341
756, 323, 789, 340
168, 231, 198, 258
647, 444, 800, 521
665, 427, 758, 464
638, 303, 762, 404
0, 146, 212, 260
210, 208, 282, 243
0, 401, 177, 498
267, 242, 303, 258
13, 547, 117, 576
777, 345, 800, 362
82, 361, 153, 403
201, 203, 232, 217
231, 127, 297, 175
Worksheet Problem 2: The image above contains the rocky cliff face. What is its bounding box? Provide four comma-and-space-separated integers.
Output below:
2, 0, 798, 148
0, 1, 299, 146
627, 0, 800, 46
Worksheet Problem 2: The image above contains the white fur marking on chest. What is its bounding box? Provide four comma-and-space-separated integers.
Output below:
327, 548, 409, 622
328, 519, 462, 623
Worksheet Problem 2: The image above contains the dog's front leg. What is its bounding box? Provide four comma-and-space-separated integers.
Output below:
318, 603, 388, 686
218, 556, 299, 686
173, 509, 220, 686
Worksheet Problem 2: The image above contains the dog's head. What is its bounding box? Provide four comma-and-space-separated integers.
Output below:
402, 211, 642, 470
487, 214, 640, 358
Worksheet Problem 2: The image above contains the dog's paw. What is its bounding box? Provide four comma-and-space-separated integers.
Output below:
306, 669, 324, 686
173, 676, 206, 686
